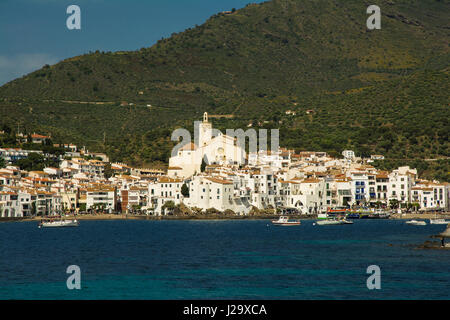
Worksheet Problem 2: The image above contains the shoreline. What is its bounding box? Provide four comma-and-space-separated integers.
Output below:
2, 212, 450, 223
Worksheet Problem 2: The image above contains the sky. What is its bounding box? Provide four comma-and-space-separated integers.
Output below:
0, 0, 265, 85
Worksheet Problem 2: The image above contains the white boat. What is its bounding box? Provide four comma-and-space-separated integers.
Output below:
405, 220, 427, 226
317, 213, 329, 220
271, 216, 301, 226
316, 218, 349, 226
39, 219, 79, 228
430, 219, 450, 225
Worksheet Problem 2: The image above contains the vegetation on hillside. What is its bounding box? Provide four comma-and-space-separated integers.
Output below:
0, 0, 448, 180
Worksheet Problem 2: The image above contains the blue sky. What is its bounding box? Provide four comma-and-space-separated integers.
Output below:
0, 0, 265, 85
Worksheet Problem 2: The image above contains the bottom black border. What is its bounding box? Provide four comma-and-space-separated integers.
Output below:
2, 300, 449, 318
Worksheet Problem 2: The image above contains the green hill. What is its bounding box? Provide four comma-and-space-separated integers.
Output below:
0, 0, 449, 180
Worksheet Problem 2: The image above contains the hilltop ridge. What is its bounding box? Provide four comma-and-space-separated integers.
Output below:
0, 0, 448, 180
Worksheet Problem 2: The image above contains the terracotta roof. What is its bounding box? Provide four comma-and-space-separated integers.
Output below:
158, 177, 183, 183
303, 178, 321, 183
205, 177, 233, 185
31, 134, 49, 139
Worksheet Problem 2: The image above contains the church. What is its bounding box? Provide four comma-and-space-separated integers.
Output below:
168, 113, 246, 178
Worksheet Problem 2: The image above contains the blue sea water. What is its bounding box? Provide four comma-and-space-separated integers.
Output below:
0, 219, 448, 300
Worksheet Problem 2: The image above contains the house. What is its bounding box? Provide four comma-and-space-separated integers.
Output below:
86, 186, 116, 212
0, 148, 43, 163
388, 166, 416, 205
31, 133, 50, 144
371, 155, 385, 160
342, 150, 355, 160
185, 176, 235, 213
148, 177, 184, 215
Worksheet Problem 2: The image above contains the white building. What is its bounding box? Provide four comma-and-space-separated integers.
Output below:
342, 150, 355, 160
168, 113, 246, 178
388, 166, 416, 205
86, 186, 116, 212
411, 182, 448, 211
185, 176, 235, 212
60, 158, 105, 178
149, 177, 184, 215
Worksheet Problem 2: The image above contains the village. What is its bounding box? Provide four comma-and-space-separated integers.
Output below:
0, 113, 449, 219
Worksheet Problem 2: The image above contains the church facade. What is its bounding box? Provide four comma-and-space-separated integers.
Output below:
168, 113, 246, 178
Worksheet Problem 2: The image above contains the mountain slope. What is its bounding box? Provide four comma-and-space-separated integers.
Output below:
0, 0, 449, 179
1, 0, 448, 101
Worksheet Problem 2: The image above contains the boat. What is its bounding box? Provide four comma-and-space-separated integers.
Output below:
317, 213, 329, 220
429, 214, 450, 225
367, 209, 391, 219
430, 218, 450, 225
271, 216, 301, 226
39, 218, 79, 228
405, 220, 427, 226
326, 207, 349, 215
346, 213, 361, 219
348, 208, 372, 219
316, 217, 352, 225
316, 219, 345, 225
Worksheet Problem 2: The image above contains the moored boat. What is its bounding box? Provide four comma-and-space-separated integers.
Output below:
271, 216, 301, 226
317, 213, 329, 220
346, 213, 361, 219
405, 220, 427, 226
430, 218, 450, 225
326, 207, 349, 215
316, 217, 352, 225
39, 218, 79, 228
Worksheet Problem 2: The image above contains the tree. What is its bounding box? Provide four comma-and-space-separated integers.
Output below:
16, 153, 46, 171
389, 199, 399, 210
104, 162, 114, 179
0, 157, 5, 169
162, 201, 176, 215
200, 157, 207, 172
181, 183, 189, 197
31, 202, 37, 216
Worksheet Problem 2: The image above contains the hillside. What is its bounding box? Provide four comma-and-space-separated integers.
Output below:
0, 0, 449, 180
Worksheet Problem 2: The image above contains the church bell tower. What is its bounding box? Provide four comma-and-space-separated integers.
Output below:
199, 112, 212, 147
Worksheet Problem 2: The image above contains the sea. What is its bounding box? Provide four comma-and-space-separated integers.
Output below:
0, 219, 448, 300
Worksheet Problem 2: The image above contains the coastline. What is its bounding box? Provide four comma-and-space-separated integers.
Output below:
2, 212, 450, 223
